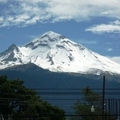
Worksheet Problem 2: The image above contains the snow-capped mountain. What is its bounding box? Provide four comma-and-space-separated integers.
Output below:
0, 31, 120, 75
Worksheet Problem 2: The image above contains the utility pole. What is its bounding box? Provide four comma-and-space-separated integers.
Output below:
102, 76, 105, 120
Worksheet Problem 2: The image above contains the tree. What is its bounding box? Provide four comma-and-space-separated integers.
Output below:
0, 75, 66, 120
71, 86, 115, 120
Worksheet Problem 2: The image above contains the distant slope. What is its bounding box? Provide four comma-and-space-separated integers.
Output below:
0, 63, 120, 88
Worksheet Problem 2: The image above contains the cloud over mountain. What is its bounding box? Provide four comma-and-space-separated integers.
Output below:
86, 20, 120, 34
0, 0, 120, 27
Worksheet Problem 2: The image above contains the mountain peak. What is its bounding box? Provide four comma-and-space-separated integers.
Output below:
0, 31, 120, 75
42, 31, 61, 36
25, 31, 66, 49
8, 44, 18, 51
43, 31, 57, 35
0, 44, 19, 56
40, 31, 66, 40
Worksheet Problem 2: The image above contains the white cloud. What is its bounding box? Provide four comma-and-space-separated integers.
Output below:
0, 17, 4, 23
1, 0, 120, 27
107, 48, 113, 52
108, 56, 120, 64
0, 0, 7, 3
86, 20, 120, 33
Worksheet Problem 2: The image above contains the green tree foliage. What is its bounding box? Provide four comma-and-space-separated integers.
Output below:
0, 75, 66, 120
71, 86, 115, 120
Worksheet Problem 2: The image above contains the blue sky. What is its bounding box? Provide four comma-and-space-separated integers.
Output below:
0, 0, 120, 63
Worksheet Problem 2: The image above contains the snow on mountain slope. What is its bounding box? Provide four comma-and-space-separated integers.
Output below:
0, 31, 120, 75
0, 44, 24, 68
